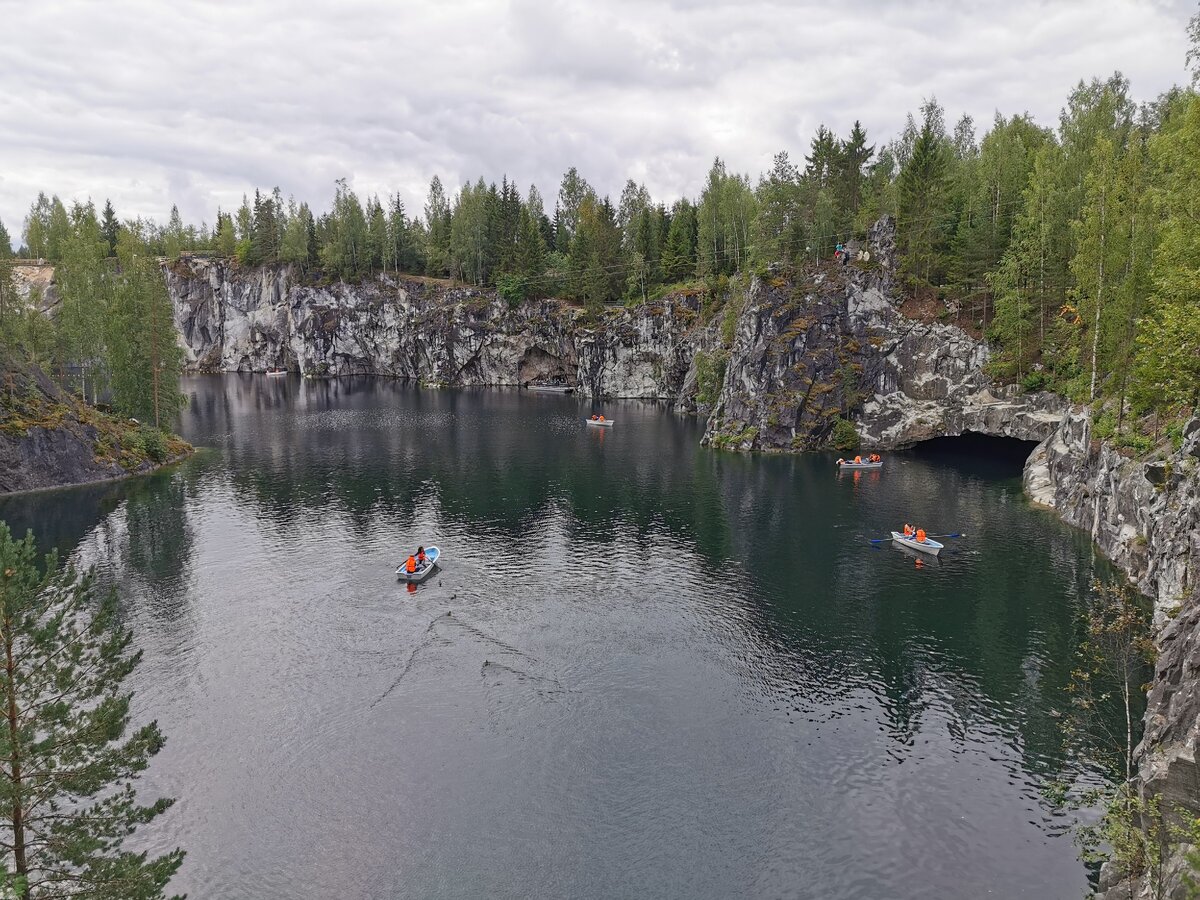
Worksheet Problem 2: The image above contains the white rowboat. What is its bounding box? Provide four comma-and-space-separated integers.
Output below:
266, 369, 287, 377
586, 418, 614, 428
890, 532, 943, 556
837, 460, 882, 469
397, 545, 441, 582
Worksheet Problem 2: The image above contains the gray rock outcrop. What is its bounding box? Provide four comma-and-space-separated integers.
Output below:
702, 225, 1065, 451
165, 259, 710, 404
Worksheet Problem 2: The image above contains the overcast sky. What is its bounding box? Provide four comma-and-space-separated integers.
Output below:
1, 0, 1194, 245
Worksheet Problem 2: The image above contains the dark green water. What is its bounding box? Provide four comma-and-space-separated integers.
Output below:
2, 375, 1123, 899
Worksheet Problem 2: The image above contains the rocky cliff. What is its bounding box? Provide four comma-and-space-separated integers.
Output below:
1026, 411, 1200, 899
702, 222, 1067, 451
165, 259, 710, 405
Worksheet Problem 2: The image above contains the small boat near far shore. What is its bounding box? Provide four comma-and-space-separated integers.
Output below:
266, 368, 287, 377
890, 532, 943, 556
528, 383, 574, 393
586, 417, 614, 428
397, 546, 440, 583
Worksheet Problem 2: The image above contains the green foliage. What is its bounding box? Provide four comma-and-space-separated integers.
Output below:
897, 99, 953, 288
694, 349, 729, 405
1020, 371, 1048, 392
0, 523, 184, 898
495, 272, 526, 309
108, 229, 185, 427
831, 417, 860, 451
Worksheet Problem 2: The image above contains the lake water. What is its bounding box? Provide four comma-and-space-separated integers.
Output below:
2, 375, 1124, 899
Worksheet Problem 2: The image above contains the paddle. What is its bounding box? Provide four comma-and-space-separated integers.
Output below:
868, 532, 966, 544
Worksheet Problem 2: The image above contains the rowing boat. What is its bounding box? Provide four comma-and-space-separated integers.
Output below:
266, 369, 287, 377
837, 460, 882, 470
890, 532, 943, 556
585, 418, 614, 428
396, 545, 441, 582
529, 384, 574, 393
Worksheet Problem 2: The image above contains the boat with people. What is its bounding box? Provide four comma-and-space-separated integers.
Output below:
836, 453, 883, 470
266, 368, 287, 377
586, 415, 614, 427
890, 528, 943, 556
397, 545, 440, 582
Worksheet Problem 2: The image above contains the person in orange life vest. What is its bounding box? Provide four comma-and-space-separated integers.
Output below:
915, 528, 926, 543
417, 546, 427, 566
405, 554, 417, 573
854, 455, 862, 464
903, 523, 914, 537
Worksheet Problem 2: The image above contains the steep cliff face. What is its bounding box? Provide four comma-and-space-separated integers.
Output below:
165, 259, 709, 404
702, 237, 1065, 451
1025, 413, 1200, 613
1027, 414, 1200, 898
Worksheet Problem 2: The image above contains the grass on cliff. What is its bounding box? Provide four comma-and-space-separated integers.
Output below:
0, 362, 191, 473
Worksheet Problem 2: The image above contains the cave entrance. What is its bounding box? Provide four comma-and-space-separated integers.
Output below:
518, 347, 574, 387
906, 431, 1041, 478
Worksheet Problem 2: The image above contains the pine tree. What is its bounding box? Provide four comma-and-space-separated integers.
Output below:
897, 100, 953, 288
22, 194, 52, 261
837, 121, 875, 224
108, 229, 185, 427
0, 220, 14, 260
56, 201, 111, 402
214, 212, 237, 258
555, 167, 594, 252
423, 176, 452, 277
661, 199, 697, 283
163, 205, 185, 261
100, 200, 120, 257
0, 523, 184, 899
234, 195, 253, 265
45, 198, 70, 263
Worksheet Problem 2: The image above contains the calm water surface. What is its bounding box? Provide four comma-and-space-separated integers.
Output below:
4, 375, 1121, 899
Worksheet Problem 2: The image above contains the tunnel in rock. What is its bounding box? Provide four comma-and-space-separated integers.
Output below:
905, 431, 1042, 478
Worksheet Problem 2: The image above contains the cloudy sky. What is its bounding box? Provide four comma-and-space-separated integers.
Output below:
1, 0, 1194, 245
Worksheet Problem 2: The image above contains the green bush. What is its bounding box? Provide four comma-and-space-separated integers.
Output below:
695, 350, 729, 405
137, 426, 168, 463
831, 418, 859, 451
495, 273, 526, 310
1021, 371, 1048, 393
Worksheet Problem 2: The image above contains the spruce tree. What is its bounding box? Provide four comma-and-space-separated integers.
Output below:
0, 523, 184, 899
897, 101, 953, 288
100, 200, 120, 257
108, 230, 185, 427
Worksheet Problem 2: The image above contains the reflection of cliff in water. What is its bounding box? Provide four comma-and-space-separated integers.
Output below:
703, 443, 1135, 787
192, 375, 737, 566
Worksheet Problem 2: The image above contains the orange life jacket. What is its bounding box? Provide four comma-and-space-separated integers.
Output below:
599, 415, 605, 421
916, 529, 926, 542
854, 455, 862, 464
903, 525, 912, 536
406, 556, 416, 573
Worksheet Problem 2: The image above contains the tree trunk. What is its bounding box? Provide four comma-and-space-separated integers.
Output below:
1089, 195, 1106, 403
4, 619, 28, 898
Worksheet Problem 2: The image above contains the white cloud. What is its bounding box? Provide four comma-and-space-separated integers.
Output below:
0, 0, 1192, 246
